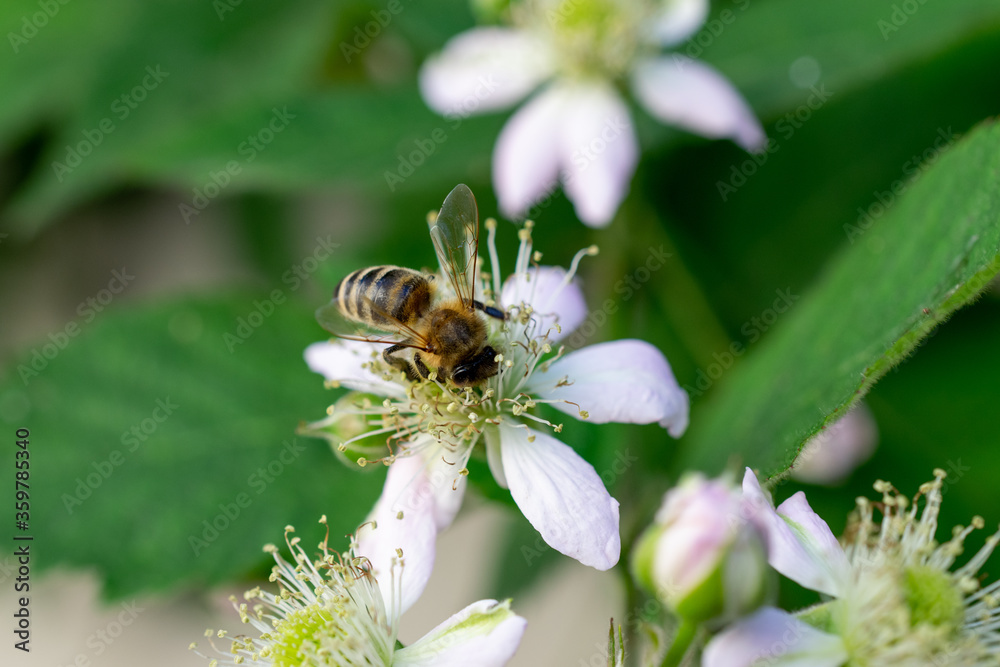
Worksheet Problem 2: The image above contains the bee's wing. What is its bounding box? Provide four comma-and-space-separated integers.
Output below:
315, 297, 430, 350
429, 184, 479, 309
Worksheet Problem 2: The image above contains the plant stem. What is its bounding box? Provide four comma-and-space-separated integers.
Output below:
660, 619, 697, 667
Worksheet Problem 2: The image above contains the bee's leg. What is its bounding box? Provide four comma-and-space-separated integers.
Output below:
383, 344, 419, 382
412, 353, 432, 381
472, 300, 506, 321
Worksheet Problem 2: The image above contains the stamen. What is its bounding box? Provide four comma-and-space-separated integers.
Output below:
486, 217, 503, 299
564, 244, 599, 286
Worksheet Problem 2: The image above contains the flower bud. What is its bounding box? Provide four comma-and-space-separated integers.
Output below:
792, 403, 878, 485
297, 392, 388, 467
632, 474, 769, 625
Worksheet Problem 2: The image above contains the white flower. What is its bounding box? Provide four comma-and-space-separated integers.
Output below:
703, 469, 1000, 667
791, 403, 878, 486
419, 0, 764, 227
304, 217, 689, 582
633, 473, 769, 625
191, 520, 526, 667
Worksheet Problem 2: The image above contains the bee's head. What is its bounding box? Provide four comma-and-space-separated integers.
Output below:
451, 345, 499, 387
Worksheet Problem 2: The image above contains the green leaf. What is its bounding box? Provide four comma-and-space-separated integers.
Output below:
0, 296, 380, 598
702, 0, 1000, 118
677, 120, 1000, 478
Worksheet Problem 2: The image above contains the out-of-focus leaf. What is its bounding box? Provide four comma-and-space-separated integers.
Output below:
701, 0, 1000, 117
0, 297, 380, 598
5, 0, 1000, 231
677, 120, 1000, 478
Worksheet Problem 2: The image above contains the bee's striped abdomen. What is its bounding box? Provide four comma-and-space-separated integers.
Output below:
335, 265, 432, 328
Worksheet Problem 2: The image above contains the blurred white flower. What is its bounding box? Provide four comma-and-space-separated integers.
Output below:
419, 0, 764, 226
191, 520, 526, 667
633, 473, 769, 625
305, 214, 689, 586
703, 469, 1000, 667
791, 403, 878, 485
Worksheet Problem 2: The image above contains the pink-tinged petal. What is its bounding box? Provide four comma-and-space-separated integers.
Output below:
498, 423, 620, 570
304, 340, 406, 399
558, 83, 638, 227
419, 27, 555, 116
631, 56, 765, 152
394, 599, 526, 667
741, 470, 850, 598
500, 265, 587, 342
703, 607, 848, 667
493, 85, 566, 221
357, 448, 465, 615
526, 339, 690, 437
648, 0, 709, 47
792, 405, 878, 486
652, 477, 737, 598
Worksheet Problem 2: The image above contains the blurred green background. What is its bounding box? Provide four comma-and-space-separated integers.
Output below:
1, 0, 1000, 659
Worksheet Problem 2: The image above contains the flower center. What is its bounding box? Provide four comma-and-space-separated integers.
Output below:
270, 605, 339, 666
903, 565, 964, 631
518, 0, 644, 79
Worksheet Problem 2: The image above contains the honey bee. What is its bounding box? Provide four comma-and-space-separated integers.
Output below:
316, 184, 505, 387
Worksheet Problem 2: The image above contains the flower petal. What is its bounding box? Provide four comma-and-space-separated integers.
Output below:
493, 85, 566, 221
558, 83, 638, 227
393, 599, 527, 667
498, 423, 620, 570
526, 339, 689, 437
484, 426, 508, 489
356, 446, 467, 615
631, 56, 765, 152
741, 469, 850, 598
648, 0, 709, 47
702, 607, 848, 667
420, 27, 556, 116
304, 340, 406, 399
792, 404, 878, 486
500, 265, 587, 342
